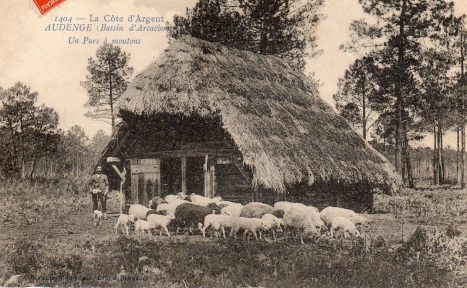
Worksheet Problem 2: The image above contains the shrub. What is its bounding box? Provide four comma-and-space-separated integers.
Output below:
7, 238, 43, 275
42, 253, 83, 276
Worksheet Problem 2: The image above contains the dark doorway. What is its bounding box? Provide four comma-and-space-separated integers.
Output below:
187, 157, 204, 195
161, 158, 181, 196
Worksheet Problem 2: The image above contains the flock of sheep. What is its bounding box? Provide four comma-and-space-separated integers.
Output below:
94, 193, 370, 244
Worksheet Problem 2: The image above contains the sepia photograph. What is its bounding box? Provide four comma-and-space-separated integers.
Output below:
0, 0, 466, 287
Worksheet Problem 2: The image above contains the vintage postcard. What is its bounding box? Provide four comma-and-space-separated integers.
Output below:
0, 0, 466, 287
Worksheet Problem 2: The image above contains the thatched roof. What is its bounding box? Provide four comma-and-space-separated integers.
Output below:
116, 36, 401, 194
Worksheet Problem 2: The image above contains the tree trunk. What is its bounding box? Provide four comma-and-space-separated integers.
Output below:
403, 122, 414, 188
30, 158, 37, 181
394, 0, 407, 173
433, 122, 439, 185
457, 127, 460, 185
362, 75, 367, 140
440, 127, 445, 183
437, 119, 444, 184
461, 30, 465, 189
108, 59, 115, 134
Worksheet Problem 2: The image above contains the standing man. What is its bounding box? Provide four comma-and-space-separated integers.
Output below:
90, 165, 109, 219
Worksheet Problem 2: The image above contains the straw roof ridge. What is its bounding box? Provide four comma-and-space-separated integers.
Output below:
117, 36, 401, 193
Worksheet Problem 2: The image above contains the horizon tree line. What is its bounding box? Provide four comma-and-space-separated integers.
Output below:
335, 0, 466, 188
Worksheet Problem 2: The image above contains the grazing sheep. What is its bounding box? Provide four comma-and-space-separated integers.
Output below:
147, 213, 176, 236
274, 201, 320, 220
134, 220, 155, 236
298, 206, 325, 231
240, 202, 274, 218
174, 203, 222, 234
283, 209, 318, 244
230, 217, 268, 240
330, 216, 360, 239
320, 207, 369, 227
189, 194, 223, 206
93, 210, 103, 226
221, 203, 243, 217
261, 214, 283, 239
114, 214, 136, 235
129, 204, 151, 220
202, 214, 236, 238
156, 199, 189, 215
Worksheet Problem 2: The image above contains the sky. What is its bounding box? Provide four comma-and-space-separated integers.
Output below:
0, 0, 466, 146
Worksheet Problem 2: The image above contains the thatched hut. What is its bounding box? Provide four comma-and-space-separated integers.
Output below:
100, 36, 401, 212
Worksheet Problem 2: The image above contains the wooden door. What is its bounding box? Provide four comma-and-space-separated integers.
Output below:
130, 159, 161, 205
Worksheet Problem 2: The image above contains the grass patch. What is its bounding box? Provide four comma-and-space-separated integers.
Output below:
1, 179, 466, 287
374, 187, 467, 225
5, 233, 464, 287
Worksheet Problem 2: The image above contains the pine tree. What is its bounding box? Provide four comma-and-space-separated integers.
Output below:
81, 43, 134, 133
168, 0, 324, 70
344, 0, 456, 187
334, 56, 379, 140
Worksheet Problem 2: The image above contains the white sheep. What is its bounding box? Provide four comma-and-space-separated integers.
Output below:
230, 217, 268, 240
93, 210, 103, 226
283, 209, 318, 244
156, 199, 189, 215
202, 214, 236, 238
240, 202, 274, 218
274, 202, 323, 228
330, 216, 361, 239
298, 206, 326, 230
147, 213, 176, 237
221, 203, 243, 217
320, 207, 369, 227
129, 204, 150, 220
114, 214, 136, 235
134, 220, 155, 236
164, 192, 187, 203
261, 214, 283, 239
190, 193, 222, 206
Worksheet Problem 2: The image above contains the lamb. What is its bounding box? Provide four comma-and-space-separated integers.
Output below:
134, 220, 155, 236
261, 214, 283, 239
128, 204, 150, 220
221, 203, 243, 217
147, 213, 176, 237
283, 209, 318, 244
202, 214, 236, 238
240, 202, 274, 218
230, 217, 268, 240
93, 210, 103, 226
174, 203, 222, 234
320, 207, 369, 227
189, 193, 223, 206
114, 214, 136, 235
330, 216, 360, 239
